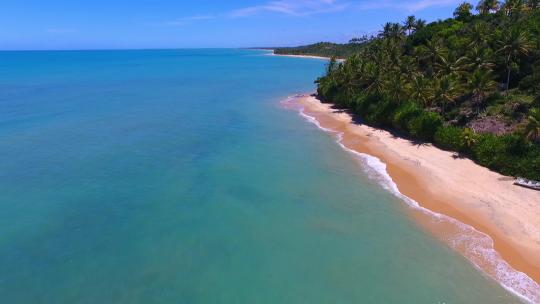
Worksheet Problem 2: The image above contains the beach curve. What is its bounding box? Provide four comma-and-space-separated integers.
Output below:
282, 94, 540, 303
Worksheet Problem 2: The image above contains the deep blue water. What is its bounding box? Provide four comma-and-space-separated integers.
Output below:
0, 49, 518, 303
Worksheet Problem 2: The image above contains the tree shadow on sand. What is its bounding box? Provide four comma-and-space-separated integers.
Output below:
323, 99, 431, 148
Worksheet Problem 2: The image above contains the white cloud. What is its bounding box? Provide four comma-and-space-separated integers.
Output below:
229, 0, 347, 17
357, 0, 463, 13
163, 0, 462, 25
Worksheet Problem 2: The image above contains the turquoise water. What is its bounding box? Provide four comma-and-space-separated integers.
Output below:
0, 49, 519, 303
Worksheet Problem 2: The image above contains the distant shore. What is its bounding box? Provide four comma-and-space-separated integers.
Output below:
264, 50, 345, 62
270, 53, 334, 60
286, 94, 540, 303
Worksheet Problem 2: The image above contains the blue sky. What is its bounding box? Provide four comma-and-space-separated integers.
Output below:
1, 0, 466, 50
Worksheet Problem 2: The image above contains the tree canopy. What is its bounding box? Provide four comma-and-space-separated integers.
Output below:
278, 1, 540, 180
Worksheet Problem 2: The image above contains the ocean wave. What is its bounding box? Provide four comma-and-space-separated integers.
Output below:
289, 97, 540, 304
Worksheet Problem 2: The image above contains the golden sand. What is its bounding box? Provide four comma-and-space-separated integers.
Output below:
290, 94, 540, 302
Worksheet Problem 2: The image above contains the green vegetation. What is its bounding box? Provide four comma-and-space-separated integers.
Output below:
274, 42, 367, 59
283, 1, 540, 180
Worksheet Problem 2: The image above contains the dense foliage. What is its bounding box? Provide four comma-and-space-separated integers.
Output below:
274, 42, 366, 59
294, 1, 540, 179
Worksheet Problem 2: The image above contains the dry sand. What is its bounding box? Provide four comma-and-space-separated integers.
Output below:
288, 94, 540, 303
268, 52, 346, 62
271, 53, 334, 60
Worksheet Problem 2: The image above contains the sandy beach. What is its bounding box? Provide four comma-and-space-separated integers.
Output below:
288, 94, 540, 303
271, 53, 334, 60
267, 52, 346, 62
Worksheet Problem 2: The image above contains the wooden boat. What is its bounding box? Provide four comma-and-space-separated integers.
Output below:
514, 178, 540, 191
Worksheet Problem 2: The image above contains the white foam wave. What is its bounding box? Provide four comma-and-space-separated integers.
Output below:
295, 103, 540, 304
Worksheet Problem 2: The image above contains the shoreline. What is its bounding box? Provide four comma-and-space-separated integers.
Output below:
285, 94, 540, 303
270, 53, 334, 60
264, 50, 346, 62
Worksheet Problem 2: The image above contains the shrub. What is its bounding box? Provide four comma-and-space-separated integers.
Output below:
407, 111, 443, 141
353, 93, 372, 114
392, 102, 422, 131
365, 98, 397, 126
469, 134, 538, 177
472, 134, 509, 169
460, 128, 478, 152
503, 134, 528, 156
434, 126, 463, 151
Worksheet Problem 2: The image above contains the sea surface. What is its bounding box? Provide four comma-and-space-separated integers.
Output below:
0, 49, 520, 303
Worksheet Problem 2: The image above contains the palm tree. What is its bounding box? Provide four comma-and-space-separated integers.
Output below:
384, 73, 409, 103
380, 22, 405, 40
466, 46, 495, 71
468, 22, 491, 48
326, 57, 339, 74
435, 52, 469, 78
317, 57, 343, 99
364, 67, 386, 96
340, 55, 363, 97
476, 0, 500, 14
408, 75, 433, 106
380, 22, 394, 39
432, 76, 460, 114
527, 0, 540, 9
461, 128, 477, 148
414, 19, 427, 31
502, 0, 525, 16
399, 56, 419, 82
404, 16, 416, 35
454, 2, 474, 19
468, 69, 497, 113
497, 28, 533, 94
522, 108, 540, 142
415, 39, 445, 75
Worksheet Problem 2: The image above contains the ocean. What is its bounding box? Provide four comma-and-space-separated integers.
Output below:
0, 49, 520, 303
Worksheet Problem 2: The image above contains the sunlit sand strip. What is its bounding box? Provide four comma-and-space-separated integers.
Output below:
281, 94, 540, 303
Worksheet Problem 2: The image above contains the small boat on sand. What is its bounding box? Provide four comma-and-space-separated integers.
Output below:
514, 177, 540, 191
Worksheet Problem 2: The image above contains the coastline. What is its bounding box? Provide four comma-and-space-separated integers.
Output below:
285, 94, 540, 303
270, 53, 335, 60
265, 51, 346, 62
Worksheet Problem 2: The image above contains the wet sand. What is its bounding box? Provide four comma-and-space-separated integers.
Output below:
288, 94, 540, 303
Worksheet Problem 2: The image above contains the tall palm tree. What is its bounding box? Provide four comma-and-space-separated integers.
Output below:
468, 22, 491, 48
497, 28, 533, 94
340, 55, 363, 97
476, 0, 500, 14
432, 76, 460, 114
364, 65, 386, 96
380, 22, 405, 40
468, 69, 497, 113
466, 46, 495, 71
522, 108, 540, 142
384, 73, 409, 103
380, 22, 392, 38
399, 56, 419, 82
454, 2, 474, 19
415, 39, 445, 75
502, 0, 526, 18
435, 52, 469, 78
414, 19, 427, 31
404, 15, 416, 35
408, 75, 433, 106
326, 57, 339, 74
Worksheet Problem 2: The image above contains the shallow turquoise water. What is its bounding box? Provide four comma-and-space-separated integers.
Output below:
0, 49, 519, 303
